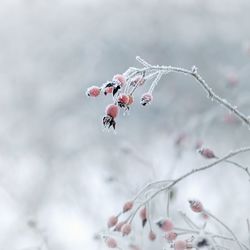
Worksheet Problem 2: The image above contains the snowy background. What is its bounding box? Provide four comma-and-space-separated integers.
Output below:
0, 0, 250, 249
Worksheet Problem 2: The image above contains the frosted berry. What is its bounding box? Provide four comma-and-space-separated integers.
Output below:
156, 218, 173, 232
165, 231, 177, 241
198, 148, 215, 159
118, 94, 130, 108
104, 86, 113, 95
113, 74, 126, 86
141, 93, 153, 106
189, 200, 204, 213
123, 201, 133, 213
103, 104, 119, 129
86, 86, 101, 97
107, 215, 118, 228
148, 230, 156, 241
174, 240, 187, 250
105, 237, 118, 248
121, 223, 132, 236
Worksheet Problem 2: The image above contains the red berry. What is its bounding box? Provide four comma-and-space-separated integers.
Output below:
118, 94, 129, 105
105, 104, 119, 118
141, 93, 153, 106
121, 223, 132, 236
123, 201, 133, 213
105, 237, 118, 248
199, 148, 215, 159
107, 216, 118, 228
156, 218, 173, 232
86, 86, 101, 97
189, 200, 204, 213
113, 74, 126, 86
104, 87, 113, 95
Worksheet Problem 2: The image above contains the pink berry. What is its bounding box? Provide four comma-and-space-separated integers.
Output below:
105, 237, 118, 248
165, 231, 177, 241
104, 87, 113, 95
86, 86, 101, 97
107, 216, 118, 228
123, 201, 133, 213
156, 218, 174, 232
141, 93, 153, 106
139, 207, 147, 220
199, 148, 215, 159
105, 104, 119, 118
189, 200, 204, 213
113, 74, 126, 86
121, 223, 132, 236
118, 94, 130, 106
174, 240, 187, 250
148, 230, 156, 241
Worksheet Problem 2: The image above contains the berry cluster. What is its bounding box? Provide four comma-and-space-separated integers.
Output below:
103, 197, 215, 250
86, 72, 154, 129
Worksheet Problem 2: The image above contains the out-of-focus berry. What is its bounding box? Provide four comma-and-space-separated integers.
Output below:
174, 240, 187, 250
198, 148, 215, 159
156, 218, 174, 232
121, 223, 132, 236
148, 230, 156, 241
105, 237, 118, 248
123, 201, 133, 213
107, 216, 118, 228
189, 200, 204, 213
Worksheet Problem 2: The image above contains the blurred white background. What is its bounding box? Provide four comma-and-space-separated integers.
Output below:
0, 0, 250, 249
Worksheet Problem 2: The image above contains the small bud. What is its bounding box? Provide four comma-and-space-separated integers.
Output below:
141, 93, 153, 106
86, 86, 101, 97
165, 231, 177, 241
148, 230, 156, 241
121, 223, 132, 236
198, 148, 215, 159
123, 201, 133, 213
113, 74, 126, 86
189, 200, 204, 213
105, 237, 118, 248
156, 218, 174, 232
174, 240, 187, 250
107, 216, 118, 228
